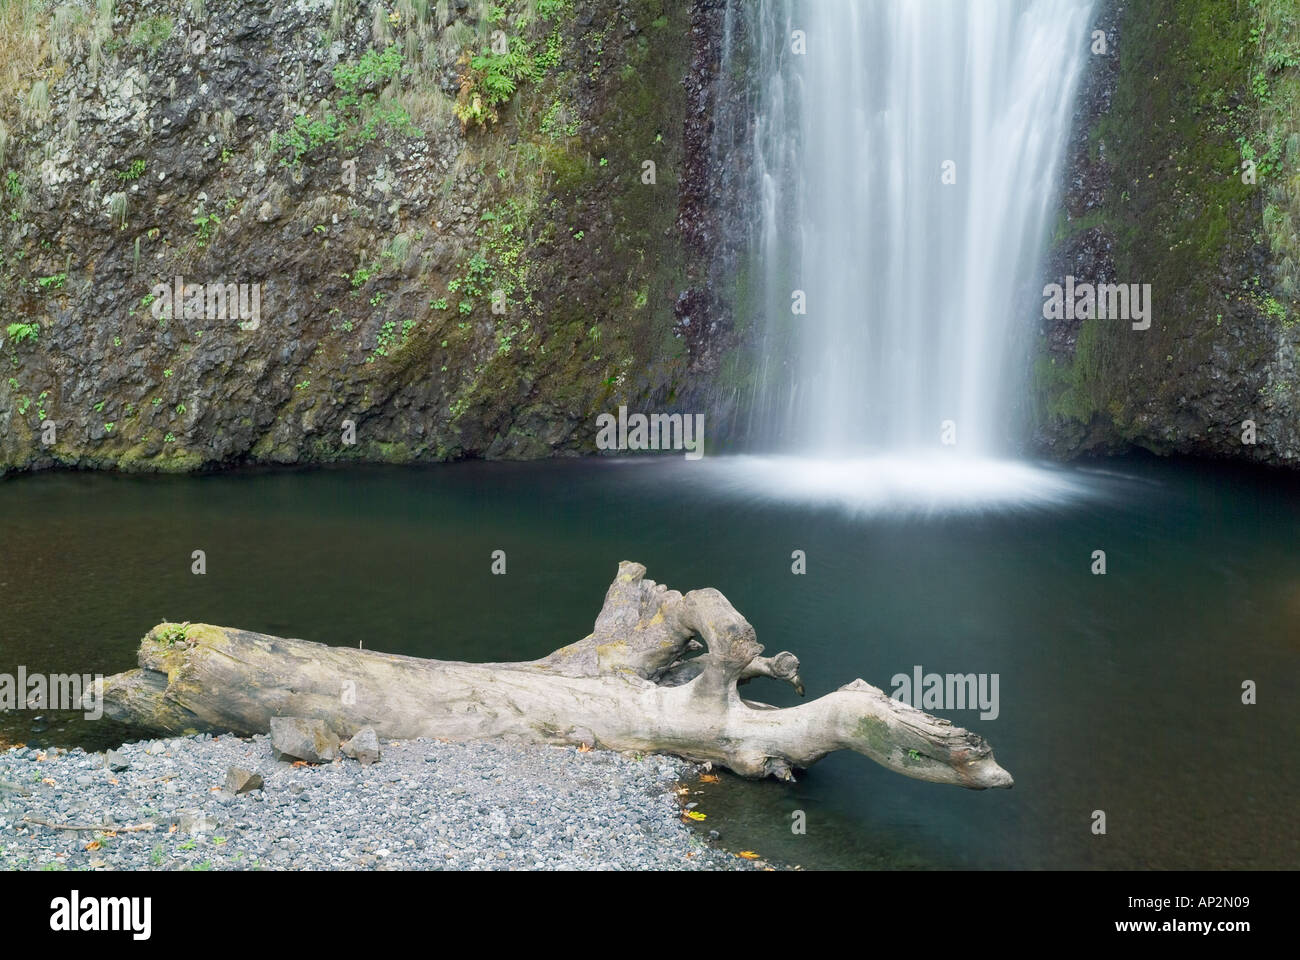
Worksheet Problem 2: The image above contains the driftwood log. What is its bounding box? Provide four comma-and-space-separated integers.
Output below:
98, 561, 1013, 788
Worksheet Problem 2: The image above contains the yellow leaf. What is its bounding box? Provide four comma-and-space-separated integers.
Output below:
85, 840, 101, 851
699, 774, 720, 783
738, 850, 760, 860
685, 810, 707, 821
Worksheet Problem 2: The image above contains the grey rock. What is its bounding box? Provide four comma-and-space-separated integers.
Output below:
224, 767, 264, 795
341, 727, 380, 765
269, 716, 339, 764
178, 810, 220, 836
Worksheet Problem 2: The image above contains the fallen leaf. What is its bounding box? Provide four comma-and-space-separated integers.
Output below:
89, 860, 107, 869
168, 824, 177, 834
107, 778, 119, 786
291, 760, 310, 767
85, 840, 101, 851
101, 831, 117, 838
41, 778, 56, 786
685, 810, 707, 821
738, 850, 760, 860
577, 743, 592, 753
210, 786, 222, 792
699, 774, 720, 783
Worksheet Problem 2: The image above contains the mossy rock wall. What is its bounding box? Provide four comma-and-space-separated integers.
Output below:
0, 0, 743, 474
1033, 0, 1300, 464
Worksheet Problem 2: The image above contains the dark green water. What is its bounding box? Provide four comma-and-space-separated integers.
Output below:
1, 455, 1296, 869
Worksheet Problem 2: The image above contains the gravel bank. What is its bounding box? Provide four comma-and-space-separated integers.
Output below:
0, 735, 772, 871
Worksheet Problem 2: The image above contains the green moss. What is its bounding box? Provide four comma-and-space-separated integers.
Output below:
853, 715, 893, 755
1036, 0, 1280, 447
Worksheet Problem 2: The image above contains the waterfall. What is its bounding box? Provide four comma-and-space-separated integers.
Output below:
741, 0, 1096, 457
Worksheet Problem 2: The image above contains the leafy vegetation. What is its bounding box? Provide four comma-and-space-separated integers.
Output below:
270, 45, 423, 166
454, 0, 571, 129
6, 321, 38, 344
113, 158, 146, 182
157, 622, 190, 645
129, 15, 173, 52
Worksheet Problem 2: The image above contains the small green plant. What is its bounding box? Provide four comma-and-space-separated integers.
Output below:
150, 844, 164, 866
294, 380, 310, 391
93, 401, 105, 413
4, 171, 21, 197
36, 273, 66, 289
158, 622, 190, 645
270, 45, 421, 167
192, 210, 220, 246
114, 159, 146, 182
6, 322, 39, 344
164, 432, 176, 443
368, 320, 400, 363
103, 422, 114, 433
431, 297, 449, 311
175, 402, 186, 414
129, 15, 174, 52
163, 368, 173, 378
178, 839, 197, 851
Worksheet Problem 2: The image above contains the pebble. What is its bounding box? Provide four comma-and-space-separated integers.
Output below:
0, 735, 770, 871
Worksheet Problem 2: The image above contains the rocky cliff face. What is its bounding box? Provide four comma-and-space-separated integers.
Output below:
1033, 0, 1300, 465
0, 0, 745, 474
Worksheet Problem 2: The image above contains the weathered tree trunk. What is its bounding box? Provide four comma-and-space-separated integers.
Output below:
98, 562, 1013, 788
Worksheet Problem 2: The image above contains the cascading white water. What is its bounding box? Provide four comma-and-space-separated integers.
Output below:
745, 0, 1095, 457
